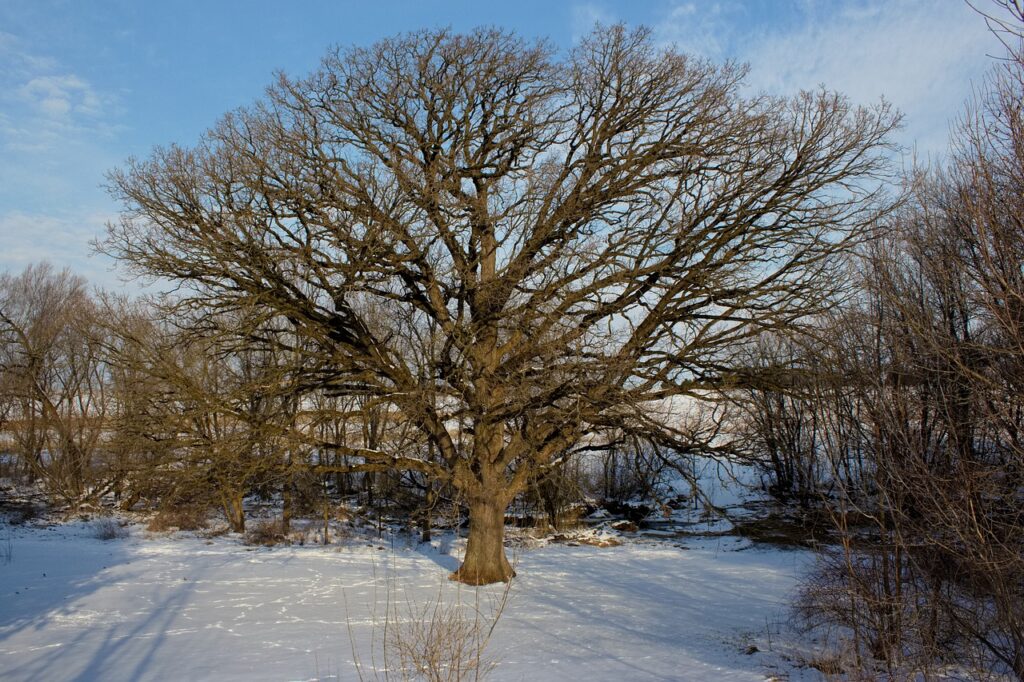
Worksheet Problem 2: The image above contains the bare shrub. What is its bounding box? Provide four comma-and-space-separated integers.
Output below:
288, 524, 311, 546
92, 517, 129, 541
350, 570, 511, 682
386, 588, 505, 681
245, 518, 289, 546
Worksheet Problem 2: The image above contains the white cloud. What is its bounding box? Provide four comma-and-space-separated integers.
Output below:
654, 1, 739, 59
0, 28, 123, 237
0, 31, 128, 290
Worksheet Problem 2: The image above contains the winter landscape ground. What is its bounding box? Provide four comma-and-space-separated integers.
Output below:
0, 511, 822, 682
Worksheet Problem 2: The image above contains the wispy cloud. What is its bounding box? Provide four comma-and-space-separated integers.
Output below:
570, 3, 618, 41
654, 1, 740, 59
0, 30, 124, 283
650, 0, 995, 156
0, 30, 58, 72
0, 31, 118, 154
0, 210, 125, 289
18, 74, 103, 118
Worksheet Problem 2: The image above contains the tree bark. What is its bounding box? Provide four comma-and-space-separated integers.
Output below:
450, 495, 514, 585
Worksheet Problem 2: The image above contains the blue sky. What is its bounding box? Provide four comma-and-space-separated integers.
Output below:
0, 0, 999, 288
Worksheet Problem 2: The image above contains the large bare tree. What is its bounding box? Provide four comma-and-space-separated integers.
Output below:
102, 26, 897, 583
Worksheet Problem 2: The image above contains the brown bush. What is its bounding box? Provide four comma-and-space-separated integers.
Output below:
244, 518, 289, 546
147, 506, 209, 532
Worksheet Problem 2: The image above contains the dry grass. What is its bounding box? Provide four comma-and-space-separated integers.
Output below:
806, 655, 844, 676
92, 517, 129, 540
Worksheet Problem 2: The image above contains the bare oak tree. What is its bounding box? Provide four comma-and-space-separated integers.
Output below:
102, 26, 896, 583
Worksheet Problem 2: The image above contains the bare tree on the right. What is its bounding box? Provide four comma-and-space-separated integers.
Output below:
789, 6, 1024, 675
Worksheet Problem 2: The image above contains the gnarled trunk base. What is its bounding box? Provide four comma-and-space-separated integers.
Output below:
450, 497, 514, 585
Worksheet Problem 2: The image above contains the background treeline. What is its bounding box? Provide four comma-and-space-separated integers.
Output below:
0, 277, 664, 534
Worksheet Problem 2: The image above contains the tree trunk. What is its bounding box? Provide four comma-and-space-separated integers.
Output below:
224, 492, 245, 533
450, 495, 514, 585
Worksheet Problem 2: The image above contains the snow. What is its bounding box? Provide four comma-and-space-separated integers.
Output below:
0, 520, 816, 681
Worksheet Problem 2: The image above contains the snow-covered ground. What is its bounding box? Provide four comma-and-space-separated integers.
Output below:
0, 520, 817, 681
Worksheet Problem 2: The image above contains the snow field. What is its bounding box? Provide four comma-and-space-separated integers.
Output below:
0, 521, 814, 681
